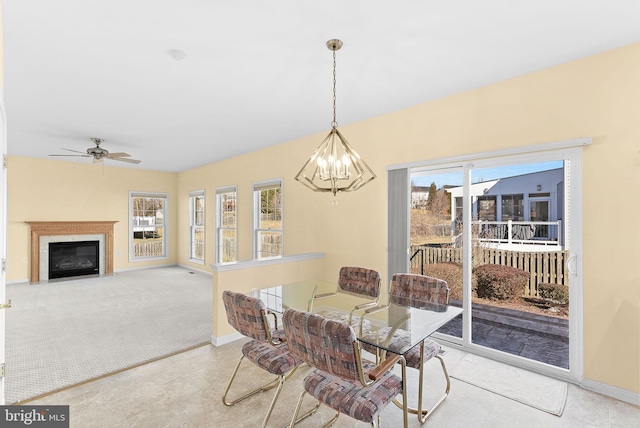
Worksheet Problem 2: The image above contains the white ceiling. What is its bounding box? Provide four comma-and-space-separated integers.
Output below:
3, 1, 640, 172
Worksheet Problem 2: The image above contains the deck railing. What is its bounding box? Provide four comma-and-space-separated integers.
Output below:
471, 220, 562, 246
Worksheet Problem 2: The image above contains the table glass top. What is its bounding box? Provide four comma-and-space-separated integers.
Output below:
248, 279, 463, 355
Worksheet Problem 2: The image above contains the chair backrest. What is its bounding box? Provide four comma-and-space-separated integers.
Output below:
283, 308, 359, 382
222, 290, 270, 342
338, 266, 382, 298
390, 274, 450, 312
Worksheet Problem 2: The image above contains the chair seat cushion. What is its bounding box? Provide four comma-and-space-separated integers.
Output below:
361, 327, 440, 369
242, 339, 300, 376
302, 360, 403, 424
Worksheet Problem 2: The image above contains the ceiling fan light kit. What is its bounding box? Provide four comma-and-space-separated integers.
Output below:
49, 138, 141, 164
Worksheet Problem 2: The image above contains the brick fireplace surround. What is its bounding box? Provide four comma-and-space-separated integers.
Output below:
26, 221, 117, 283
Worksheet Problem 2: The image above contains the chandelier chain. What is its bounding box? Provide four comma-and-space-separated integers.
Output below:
332, 49, 337, 128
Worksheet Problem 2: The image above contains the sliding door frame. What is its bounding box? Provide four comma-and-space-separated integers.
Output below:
387, 137, 589, 383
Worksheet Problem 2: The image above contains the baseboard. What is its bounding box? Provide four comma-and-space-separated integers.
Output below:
581, 378, 640, 406
211, 332, 243, 347
113, 263, 178, 274
6, 278, 30, 285
177, 263, 213, 277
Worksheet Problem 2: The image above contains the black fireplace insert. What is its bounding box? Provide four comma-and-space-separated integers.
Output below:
49, 240, 99, 279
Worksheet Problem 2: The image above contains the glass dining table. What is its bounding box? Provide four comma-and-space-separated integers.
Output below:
248, 279, 464, 422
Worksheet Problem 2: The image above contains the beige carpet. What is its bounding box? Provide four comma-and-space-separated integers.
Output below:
451, 353, 568, 416
5, 266, 212, 404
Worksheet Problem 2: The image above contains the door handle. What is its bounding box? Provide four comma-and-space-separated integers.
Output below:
0, 299, 11, 309
566, 255, 577, 277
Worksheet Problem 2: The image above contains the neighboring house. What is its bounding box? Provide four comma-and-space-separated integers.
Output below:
132, 214, 162, 239
411, 186, 430, 208
447, 168, 564, 251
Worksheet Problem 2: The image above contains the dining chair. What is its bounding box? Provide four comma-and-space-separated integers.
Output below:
221, 290, 303, 428
362, 273, 451, 423
310, 266, 382, 334
283, 307, 408, 428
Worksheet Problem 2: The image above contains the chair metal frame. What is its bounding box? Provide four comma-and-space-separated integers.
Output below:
221, 291, 300, 428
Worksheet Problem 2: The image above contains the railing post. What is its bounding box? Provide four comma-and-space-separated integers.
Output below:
557, 220, 562, 246
507, 220, 512, 244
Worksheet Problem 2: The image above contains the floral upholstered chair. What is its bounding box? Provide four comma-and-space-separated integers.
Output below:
311, 266, 382, 334
283, 308, 408, 428
362, 273, 451, 423
221, 290, 303, 428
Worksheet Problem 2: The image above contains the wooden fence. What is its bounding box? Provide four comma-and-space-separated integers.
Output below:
219, 237, 237, 263
410, 245, 568, 297
258, 233, 281, 258
133, 241, 164, 258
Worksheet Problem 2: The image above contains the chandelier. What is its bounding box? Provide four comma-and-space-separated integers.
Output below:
295, 39, 376, 201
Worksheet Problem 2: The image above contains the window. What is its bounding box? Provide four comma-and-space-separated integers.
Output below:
477, 196, 496, 221
216, 187, 237, 263
501, 194, 524, 220
130, 192, 167, 260
189, 191, 205, 263
253, 180, 282, 259
253, 286, 283, 313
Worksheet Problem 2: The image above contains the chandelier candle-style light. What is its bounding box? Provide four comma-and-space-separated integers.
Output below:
295, 39, 376, 201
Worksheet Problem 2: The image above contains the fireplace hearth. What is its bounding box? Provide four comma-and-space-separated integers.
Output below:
49, 240, 100, 279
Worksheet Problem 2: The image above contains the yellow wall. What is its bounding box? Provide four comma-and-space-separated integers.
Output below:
176, 43, 640, 394
6, 43, 640, 395
7, 157, 178, 281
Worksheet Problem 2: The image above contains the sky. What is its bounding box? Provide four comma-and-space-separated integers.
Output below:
411, 161, 563, 189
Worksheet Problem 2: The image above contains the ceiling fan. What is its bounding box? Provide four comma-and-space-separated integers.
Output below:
49, 138, 141, 164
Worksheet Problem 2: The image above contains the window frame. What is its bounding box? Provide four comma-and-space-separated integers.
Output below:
129, 191, 168, 262
216, 186, 237, 264
188, 190, 205, 264
253, 179, 283, 259
501, 194, 524, 221
476, 195, 497, 221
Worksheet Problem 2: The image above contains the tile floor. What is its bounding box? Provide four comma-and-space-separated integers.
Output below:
27, 340, 639, 428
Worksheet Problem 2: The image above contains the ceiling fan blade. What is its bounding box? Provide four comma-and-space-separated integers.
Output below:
49, 154, 91, 158
61, 148, 88, 154
109, 157, 141, 164
106, 152, 131, 158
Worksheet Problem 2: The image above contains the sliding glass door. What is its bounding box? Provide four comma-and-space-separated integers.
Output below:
393, 142, 584, 381
465, 161, 569, 369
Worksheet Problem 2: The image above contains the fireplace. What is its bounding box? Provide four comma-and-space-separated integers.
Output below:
49, 240, 100, 279
26, 221, 117, 283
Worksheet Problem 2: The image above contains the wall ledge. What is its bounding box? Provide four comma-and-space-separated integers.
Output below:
210, 252, 325, 272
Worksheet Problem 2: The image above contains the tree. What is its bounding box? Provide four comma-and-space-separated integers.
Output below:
425, 182, 450, 215
426, 182, 438, 210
